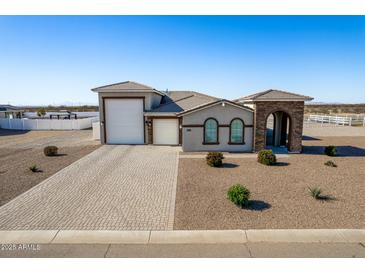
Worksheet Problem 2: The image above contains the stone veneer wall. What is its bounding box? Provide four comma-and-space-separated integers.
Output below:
253, 101, 305, 152
146, 117, 153, 144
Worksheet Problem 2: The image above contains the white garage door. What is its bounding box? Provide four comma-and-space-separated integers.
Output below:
153, 119, 179, 145
104, 98, 144, 144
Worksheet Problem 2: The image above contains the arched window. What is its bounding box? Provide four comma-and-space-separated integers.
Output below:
204, 118, 218, 144
230, 118, 244, 144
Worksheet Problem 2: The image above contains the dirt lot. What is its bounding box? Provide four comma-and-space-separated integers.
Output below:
0, 129, 100, 206
174, 136, 365, 230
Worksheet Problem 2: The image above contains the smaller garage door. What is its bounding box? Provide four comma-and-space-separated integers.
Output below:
153, 119, 179, 145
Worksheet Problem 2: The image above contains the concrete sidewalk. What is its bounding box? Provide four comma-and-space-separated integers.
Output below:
0, 229, 364, 244
1, 243, 365, 258
179, 154, 289, 159
1, 229, 364, 258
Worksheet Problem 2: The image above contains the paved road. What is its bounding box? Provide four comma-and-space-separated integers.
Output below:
1, 243, 364, 258
0, 145, 179, 230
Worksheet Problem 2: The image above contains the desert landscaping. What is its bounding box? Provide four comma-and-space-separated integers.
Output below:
0, 129, 100, 206
0, 121, 365, 231
174, 135, 365, 230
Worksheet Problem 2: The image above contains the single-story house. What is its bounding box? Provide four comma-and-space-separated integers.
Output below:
92, 81, 313, 152
0, 104, 24, 119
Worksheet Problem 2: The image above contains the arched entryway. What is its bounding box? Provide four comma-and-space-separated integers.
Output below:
265, 111, 291, 150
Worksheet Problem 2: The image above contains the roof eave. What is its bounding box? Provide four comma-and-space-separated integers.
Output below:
92, 88, 165, 96
144, 112, 178, 117
239, 97, 314, 102
177, 99, 254, 117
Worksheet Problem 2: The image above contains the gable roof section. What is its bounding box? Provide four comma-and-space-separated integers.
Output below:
91, 81, 165, 96
146, 91, 219, 114
236, 89, 313, 102
176, 99, 254, 117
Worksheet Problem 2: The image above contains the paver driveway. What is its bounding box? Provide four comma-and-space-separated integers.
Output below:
0, 145, 179, 230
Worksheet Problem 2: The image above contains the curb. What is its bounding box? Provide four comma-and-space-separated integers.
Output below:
0, 229, 364, 244
179, 154, 289, 159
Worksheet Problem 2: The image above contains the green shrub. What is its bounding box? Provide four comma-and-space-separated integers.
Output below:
257, 150, 277, 165
29, 164, 39, 172
308, 186, 322, 199
324, 160, 337, 167
44, 146, 58, 156
227, 184, 250, 208
206, 152, 224, 167
324, 145, 337, 157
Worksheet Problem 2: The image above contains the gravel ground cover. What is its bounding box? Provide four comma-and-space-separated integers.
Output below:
174, 136, 365, 229
0, 129, 100, 206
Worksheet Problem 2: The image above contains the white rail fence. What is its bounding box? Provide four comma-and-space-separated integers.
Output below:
0, 117, 98, 131
307, 115, 354, 126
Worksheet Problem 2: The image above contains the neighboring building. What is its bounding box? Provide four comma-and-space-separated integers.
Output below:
92, 81, 313, 153
0, 105, 24, 119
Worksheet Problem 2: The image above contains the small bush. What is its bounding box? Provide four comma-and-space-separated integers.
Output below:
206, 152, 224, 167
324, 145, 337, 157
44, 146, 58, 156
29, 164, 39, 172
257, 150, 277, 165
227, 184, 250, 208
324, 160, 337, 167
308, 187, 322, 199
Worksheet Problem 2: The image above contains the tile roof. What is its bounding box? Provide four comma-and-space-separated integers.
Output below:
149, 91, 219, 113
91, 81, 165, 96
176, 99, 254, 117
237, 89, 313, 102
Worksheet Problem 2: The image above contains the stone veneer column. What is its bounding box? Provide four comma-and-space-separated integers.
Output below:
253, 101, 305, 153
146, 118, 153, 144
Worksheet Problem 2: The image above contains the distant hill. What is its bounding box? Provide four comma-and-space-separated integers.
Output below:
305, 103, 365, 114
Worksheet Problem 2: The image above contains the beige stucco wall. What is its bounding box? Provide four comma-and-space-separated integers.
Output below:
181, 103, 254, 152
97, 91, 162, 144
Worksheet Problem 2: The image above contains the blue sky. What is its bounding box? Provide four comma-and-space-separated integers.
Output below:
0, 16, 364, 105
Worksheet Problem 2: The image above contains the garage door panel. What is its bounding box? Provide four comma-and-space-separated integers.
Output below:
153, 119, 179, 145
105, 99, 144, 144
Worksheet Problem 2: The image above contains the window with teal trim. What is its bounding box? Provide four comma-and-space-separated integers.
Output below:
230, 119, 244, 143
204, 119, 218, 143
